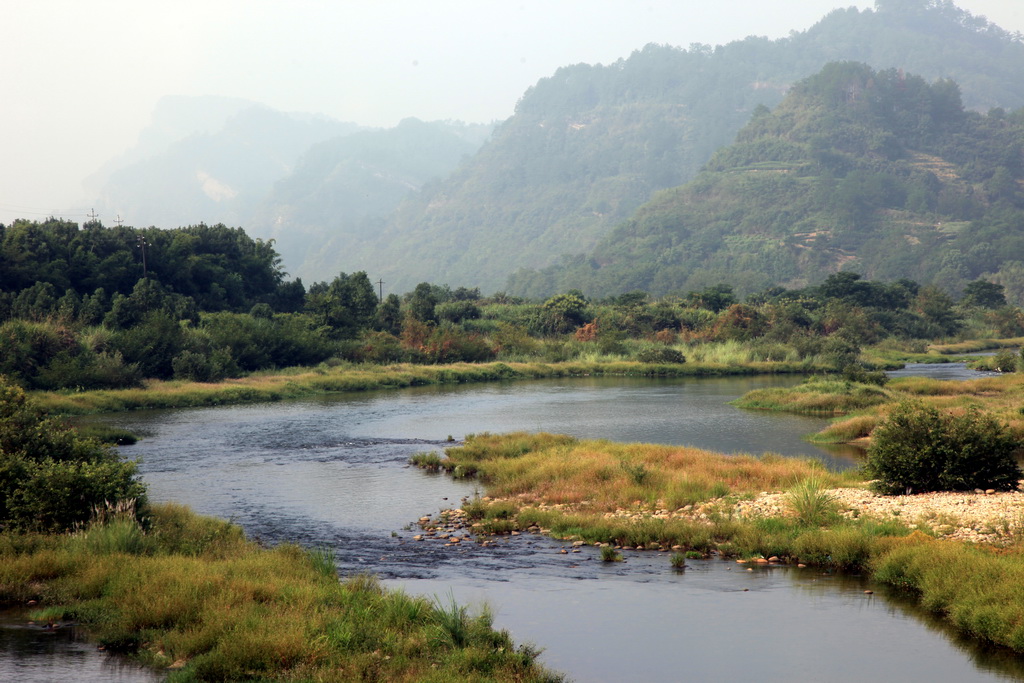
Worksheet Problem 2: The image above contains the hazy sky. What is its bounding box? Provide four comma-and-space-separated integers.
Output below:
3, 0, 1023, 226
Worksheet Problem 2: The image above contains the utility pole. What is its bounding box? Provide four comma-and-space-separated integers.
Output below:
137, 235, 148, 278
86, 208, 99, 224
377, 278, 385, 302
114, 214, 124, 227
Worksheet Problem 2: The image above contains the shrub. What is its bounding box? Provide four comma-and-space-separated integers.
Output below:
0, 377, 146, 531
636, 347, 686, 364
866, 402, 1022, 494
841, 363, 889, 386
992, 349, 1019, 373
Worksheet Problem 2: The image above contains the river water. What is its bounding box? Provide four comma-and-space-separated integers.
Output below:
5, 364, 1022, 681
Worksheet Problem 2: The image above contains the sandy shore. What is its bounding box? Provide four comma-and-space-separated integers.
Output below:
717, 485, 1024, 544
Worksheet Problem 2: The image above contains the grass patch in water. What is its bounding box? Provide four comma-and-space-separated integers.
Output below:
423, 432, 1024, 655
928, 338, 1024, 355
415, 432, 846, 512
733, 376, 891, 415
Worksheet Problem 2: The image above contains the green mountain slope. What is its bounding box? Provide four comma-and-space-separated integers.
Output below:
350, 1, 1024, 293
513, 62, 1024, 301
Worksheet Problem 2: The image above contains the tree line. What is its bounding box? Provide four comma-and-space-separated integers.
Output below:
2, 217, 1019, 391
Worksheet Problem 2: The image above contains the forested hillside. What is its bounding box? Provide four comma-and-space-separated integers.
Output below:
349, 0, 1024, 294
510, 62, 1024, 301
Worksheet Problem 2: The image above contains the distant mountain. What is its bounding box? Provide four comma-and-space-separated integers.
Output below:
352, 0, 1024, 294
89, 100, 360, 230
87, 100, 491, 282
510, 62, 1024, 301
248, 118, 492, 281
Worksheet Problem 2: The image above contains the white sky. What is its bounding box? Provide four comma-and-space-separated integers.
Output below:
3, 0, 1023, 226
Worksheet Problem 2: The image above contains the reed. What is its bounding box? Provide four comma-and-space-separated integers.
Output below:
787, 477, 839, 526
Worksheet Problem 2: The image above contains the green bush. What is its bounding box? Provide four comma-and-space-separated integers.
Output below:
636, 347, 686, 364
866, 402, 1022, 494
0, 377, 146, 531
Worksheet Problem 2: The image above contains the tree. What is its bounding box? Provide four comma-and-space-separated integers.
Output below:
407, 282, 438, 323
960, 279, 1006, 309
306, 271, 378, 338
374, 293, 403, 335
686, 284, 735, 313
538, 293, 589, 334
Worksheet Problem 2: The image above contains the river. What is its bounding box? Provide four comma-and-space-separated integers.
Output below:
4, 363, 1022, 681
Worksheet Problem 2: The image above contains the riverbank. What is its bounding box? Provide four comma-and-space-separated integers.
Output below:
31, 359, 825, 416
0, 503, 562, 682
413, 433, 1024, 654
735, 371, 1024, 443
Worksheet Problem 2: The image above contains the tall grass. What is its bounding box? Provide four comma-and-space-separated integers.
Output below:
787, 477, 839, 526
0, 503, 561, 682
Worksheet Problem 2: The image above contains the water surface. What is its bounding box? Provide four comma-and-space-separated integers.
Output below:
11, 370, 1022, 681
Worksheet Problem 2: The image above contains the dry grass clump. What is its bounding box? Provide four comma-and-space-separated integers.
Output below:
810, 413, 881, 443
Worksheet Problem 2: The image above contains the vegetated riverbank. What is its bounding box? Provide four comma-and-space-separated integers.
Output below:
734, 370, 1024, 445
412, 433, 1024, 654
0, 503, 562, 682
31, 358, 826, 416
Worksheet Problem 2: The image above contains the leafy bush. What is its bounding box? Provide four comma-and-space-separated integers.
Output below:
0, 377, 146, 531
991, 349, 1018, 373
866, 402, 1022, 494
636, 347, 686, 364
172, 348, 237, 382
841, 363, 889, 386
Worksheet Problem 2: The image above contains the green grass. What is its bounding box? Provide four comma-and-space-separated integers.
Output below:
733, 376, 891, 414
787, 477, 839, 526
0, 504, 562, 682
928, 337, 1024, 355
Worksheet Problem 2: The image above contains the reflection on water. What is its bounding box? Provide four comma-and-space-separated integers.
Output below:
0, 610, 161, 682
16, 371, 1022, 681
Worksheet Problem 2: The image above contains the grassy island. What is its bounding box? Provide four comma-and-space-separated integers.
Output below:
413, 432, 1024, 654
733, 370, 1024, 445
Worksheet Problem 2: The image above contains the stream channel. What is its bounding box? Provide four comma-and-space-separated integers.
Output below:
4, 363, 1023, 681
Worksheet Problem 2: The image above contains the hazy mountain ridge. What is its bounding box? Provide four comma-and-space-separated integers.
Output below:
508, 61, 1024, 301
354, 1, 1024, 294
91, 101, 361, 229
251, 118, 493, 280
86, 2, 1024, 296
